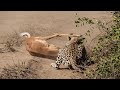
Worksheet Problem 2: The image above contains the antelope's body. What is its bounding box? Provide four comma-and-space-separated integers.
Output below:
25, 37, 60, 57
20, 32, 60, 58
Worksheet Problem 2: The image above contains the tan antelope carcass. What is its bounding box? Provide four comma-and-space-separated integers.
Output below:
20, 32, 62, 59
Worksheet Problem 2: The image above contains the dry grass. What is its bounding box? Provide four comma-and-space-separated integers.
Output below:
0, 61, 40, 79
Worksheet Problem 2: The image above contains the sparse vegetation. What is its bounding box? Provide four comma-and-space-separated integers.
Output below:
75, 11, 120, 79
3, 31, 22, 52
0, 61, 40, 79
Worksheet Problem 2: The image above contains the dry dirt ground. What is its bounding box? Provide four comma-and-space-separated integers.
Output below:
0, 11, 113, 79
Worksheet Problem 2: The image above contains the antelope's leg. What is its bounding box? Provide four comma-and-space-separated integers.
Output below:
43, 34, 62, 40
43, 33, 80, 40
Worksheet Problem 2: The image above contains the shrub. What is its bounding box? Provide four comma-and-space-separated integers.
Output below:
75, 11, 120, 79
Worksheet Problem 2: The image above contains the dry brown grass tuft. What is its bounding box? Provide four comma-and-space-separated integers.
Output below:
0, 61, 40, 79
3, 31, 22, 52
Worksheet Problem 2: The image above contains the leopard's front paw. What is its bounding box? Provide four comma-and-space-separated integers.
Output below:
50, 63, 59, 69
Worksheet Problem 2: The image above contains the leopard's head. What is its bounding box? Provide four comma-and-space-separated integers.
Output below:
76, 35, 85, 45
68, 34, 85, 45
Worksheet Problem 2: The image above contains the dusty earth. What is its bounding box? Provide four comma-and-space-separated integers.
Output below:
0, 11, 113, 79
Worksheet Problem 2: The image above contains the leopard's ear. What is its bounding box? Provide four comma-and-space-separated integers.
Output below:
68, 33, 74, 41
68, 36, 71, 41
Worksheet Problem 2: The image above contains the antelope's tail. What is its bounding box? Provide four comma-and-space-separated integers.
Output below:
19, 32, 31, 38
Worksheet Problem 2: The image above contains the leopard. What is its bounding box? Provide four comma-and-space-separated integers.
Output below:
50, 35, 87, 71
